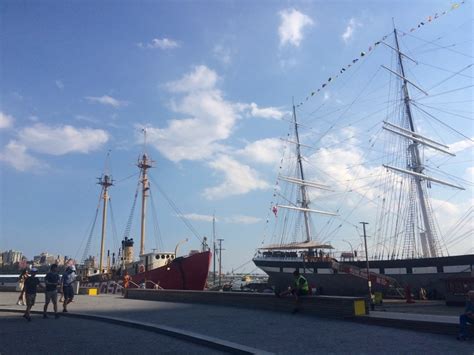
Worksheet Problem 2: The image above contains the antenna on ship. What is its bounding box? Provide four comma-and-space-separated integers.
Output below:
138, 128, 154, 256
97, 151, 114, 273
381, 24, 464, 258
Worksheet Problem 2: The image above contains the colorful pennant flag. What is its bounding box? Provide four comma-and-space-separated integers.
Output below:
294, 0, 466, 109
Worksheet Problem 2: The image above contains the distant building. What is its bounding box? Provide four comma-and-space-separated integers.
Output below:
84, 255, 96, 269
56, 255, 64, 265
33, 252, 57, 266
1, 250, 22, 265
33, 255, 42, 266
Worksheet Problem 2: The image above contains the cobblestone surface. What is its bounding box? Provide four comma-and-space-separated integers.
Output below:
1, 292, 472, 354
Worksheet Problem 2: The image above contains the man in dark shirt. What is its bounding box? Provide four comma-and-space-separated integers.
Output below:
23, 268, 40, 321
43, 264, 60, 319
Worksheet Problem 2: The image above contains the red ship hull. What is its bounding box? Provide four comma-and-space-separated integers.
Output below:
130, 250, 211, 290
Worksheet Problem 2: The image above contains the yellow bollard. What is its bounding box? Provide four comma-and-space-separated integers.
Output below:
353, 299, 366, 316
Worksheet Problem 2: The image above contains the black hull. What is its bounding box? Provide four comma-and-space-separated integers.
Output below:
253, 254, 474, 298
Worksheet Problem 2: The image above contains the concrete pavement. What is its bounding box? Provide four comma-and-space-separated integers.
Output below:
0, 292, 471, 354
0, 311, 223, 355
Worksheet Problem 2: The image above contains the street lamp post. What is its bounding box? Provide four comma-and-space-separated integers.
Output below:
360, 222, 372, 309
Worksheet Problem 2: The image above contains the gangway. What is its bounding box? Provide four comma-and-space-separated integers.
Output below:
330, 260, 404, 297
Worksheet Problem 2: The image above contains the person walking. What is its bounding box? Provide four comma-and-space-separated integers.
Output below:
16, 269, 29, 306
457, 290, 474, 341
62, 265, 77, 313
122, 271, 131, 295
23, 268, 40, 321
43, 264, 60, 319
58, 281, 64, 303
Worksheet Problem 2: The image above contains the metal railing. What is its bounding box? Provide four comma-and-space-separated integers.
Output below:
145, 280, 163, 290
128, 281, 141, 288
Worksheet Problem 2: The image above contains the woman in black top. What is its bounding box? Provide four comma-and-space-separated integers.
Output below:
23, 268, 40, 321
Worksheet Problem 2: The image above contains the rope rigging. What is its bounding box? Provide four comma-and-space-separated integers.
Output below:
78, 186, 103, 264
262, 13, 472, 260
121, 179, 141, 241
149, 175, 203, 244
148, 187, 165, 251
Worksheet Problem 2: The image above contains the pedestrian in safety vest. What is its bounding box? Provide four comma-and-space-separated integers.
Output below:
278, 270, 310, 313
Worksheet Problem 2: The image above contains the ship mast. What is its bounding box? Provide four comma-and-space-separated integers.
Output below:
213, 213, 216, 284
98, 174, 113, 273
292, 103, 312, 242
393, 27, 438, 258
138, 129, 153, 256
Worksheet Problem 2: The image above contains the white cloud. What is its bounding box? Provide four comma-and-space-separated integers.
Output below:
181, 213, 214, 222
138, 37, 179, 50
146, 66, 237, 162
223, 215, 262, 224
213, 44, 233, 65
323, 92, 330, 101
342, 18, 361, 43
450, 137, 474, 153
166, 65, 219, 93
55, 80, 64, 90
237, 138, 285, 164
431, 198, 464, 238
0, 140, 45, 172
431, 198, 460, 217
278, 8, 314, 47
465, 167, 474, 182
18, 123, 109, 155
304, 128, 383, 204
85, 95, 128, 108
145, 65, 287, 198
203, 155, 269, 200
246, 103, 287, 120
0, 112, 14, 129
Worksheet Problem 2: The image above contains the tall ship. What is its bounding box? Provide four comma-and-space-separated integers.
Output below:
79, 137, 211, 291
253, 19, 473, 298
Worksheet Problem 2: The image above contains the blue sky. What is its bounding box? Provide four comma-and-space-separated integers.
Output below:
1, 0, 472, 272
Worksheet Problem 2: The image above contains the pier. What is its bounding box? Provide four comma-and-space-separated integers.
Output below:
0, 291, 471, 354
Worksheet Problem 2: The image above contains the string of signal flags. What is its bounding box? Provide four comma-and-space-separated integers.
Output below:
295, 0, 467, 109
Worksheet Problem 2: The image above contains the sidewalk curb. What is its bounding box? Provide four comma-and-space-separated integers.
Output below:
0, 308, 273, 355
352, 315, 459, 336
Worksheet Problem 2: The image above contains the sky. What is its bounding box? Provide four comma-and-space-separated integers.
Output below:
0, 0, 472, 273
